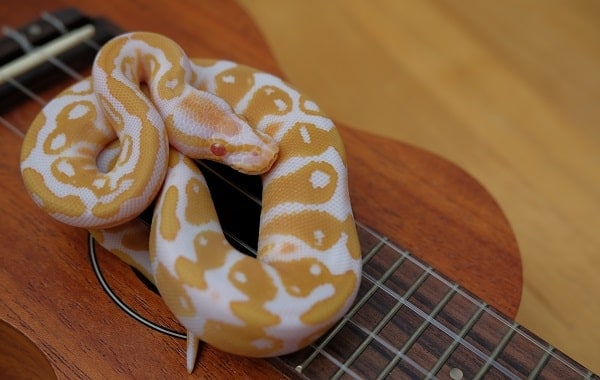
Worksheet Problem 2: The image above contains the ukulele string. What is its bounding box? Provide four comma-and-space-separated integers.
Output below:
0, 19, 592, 380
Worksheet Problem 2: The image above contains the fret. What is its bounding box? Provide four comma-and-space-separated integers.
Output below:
283, 232, 505, 379
527, 346, 553, 379
493, 321, 552, 378
330, 268, 431, 379
480, 307, 594, 379
276, 224, 599, 379
435, 303, 598, 380
364, 278, 448, 376
473, 321, 517, 378
432, 320, 521, 379
348, 318, 429, 379
294, 239, 404, 374
429, 298, 523, 379
427, 299, 487, 376
357, 225, 389, 265
460, 304, 514, 361
376, 284, 457, 379
359, 243, 520, 379
353, 275, 432, 377
405, 269, 455, 317
535, 345, 597, 379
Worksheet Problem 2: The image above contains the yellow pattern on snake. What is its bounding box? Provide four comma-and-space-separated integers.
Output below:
20, 32, 361, 372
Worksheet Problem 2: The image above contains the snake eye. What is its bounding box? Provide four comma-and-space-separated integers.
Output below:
210, 143, 227, 157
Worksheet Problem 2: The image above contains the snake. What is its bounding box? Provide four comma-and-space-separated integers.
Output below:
20, 32, 362, 372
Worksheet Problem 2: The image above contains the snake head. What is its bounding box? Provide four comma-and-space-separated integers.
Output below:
170, 90, 278, 175
208, 126, 279, 175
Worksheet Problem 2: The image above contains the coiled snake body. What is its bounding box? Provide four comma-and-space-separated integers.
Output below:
20, 32, 361, 371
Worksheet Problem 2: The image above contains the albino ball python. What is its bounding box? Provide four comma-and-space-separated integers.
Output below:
20, 32, 362, 372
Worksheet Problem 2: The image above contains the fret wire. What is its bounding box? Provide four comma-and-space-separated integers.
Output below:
330, 268, 431, 379
295, 239, 404, 373
527, 346, 553, 380
376, 284, 458, 380
378, 233, 454, 290
348, 318, 430, 378
483, 307, 589, 378
327, 235, 521, 379
367, 268, 520, 379
427, 301, 487, 377
361, 236, 388, 264
370, 226, 489, 320
473, 322, 518, 379
301, 342, 363, 380
403, 242, 593, 380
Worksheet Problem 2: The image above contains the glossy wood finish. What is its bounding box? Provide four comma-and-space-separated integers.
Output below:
0, 321, 56, 380
237, 1, 600, 372
0, 0, 521, 377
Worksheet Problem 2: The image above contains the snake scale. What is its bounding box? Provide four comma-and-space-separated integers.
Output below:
20, 32, 362, 372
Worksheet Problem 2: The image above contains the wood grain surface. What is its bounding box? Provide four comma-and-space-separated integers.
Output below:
237, 0, 600, 372
5, 0, 594, 377
0, 0, 522, 375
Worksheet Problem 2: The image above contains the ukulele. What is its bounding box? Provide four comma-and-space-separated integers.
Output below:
0, 3, 595, 379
